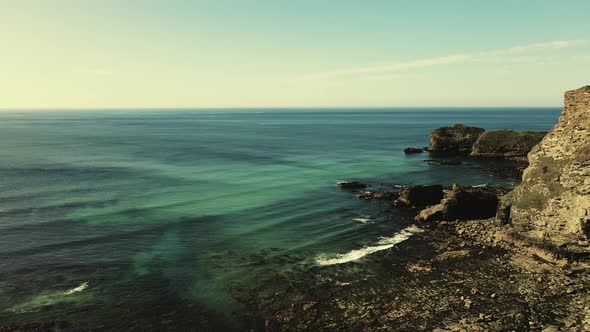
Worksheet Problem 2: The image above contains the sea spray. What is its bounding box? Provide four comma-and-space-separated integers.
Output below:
315, 225, 423, 266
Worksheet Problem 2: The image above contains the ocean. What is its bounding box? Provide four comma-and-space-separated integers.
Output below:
0, 108, 559, 330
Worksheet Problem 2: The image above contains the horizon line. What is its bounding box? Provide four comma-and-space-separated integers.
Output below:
0, 105, 563, 112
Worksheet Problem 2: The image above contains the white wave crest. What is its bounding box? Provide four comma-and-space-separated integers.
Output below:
315, 226, 423, 266
64, 282, 89, 295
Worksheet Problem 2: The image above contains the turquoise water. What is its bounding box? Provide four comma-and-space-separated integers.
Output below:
0, 108, 559, 329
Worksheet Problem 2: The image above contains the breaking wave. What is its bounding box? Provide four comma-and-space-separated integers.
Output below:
315, 226, 423, 266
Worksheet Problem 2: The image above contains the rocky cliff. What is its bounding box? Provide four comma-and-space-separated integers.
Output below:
499, 85, 590, 257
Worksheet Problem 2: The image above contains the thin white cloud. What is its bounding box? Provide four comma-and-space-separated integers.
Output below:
302, 40, 589, 80
302, 54, 468, 80
492, 40, 588, 55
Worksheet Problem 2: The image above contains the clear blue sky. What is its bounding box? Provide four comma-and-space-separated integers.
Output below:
2, 0, 590, 108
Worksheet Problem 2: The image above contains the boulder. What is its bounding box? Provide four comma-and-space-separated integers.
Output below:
416, 185, 509, 222
404, 147, 424, 154
495, 196, 512, 225
416, 203, 445, 222
337, 181, 368, 190
471, 130, 546, 158
357, 191, 398, 200
497, 86, 590, 256
443, 186, 508, 220
394, 185, 444, 208
428, 124, 485, 153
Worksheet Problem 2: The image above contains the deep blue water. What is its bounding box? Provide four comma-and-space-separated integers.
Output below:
0, 108, 559, 329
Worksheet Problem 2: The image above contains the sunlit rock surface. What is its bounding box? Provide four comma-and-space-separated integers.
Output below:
500, 85, 590, 256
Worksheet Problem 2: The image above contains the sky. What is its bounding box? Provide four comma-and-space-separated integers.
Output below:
1, 0, 590, 109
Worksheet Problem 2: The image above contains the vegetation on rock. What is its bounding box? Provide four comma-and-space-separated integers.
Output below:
428, 124, 485, 153
471, 129, 546, 158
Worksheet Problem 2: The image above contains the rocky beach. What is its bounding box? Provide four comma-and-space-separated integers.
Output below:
242, 86, 590, 331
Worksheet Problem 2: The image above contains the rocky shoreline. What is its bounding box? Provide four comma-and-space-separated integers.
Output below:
246, 218, 590, 331
245, 86, 590, 331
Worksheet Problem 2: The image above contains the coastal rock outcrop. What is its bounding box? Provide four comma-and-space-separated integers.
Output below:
416, 185, 509, 222
394, 185, 444, 208
498, 85, 590, 256
427, 124, 485, 153
471, 130, 546, 158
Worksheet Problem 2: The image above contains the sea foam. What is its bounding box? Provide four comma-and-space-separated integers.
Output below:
315, 226, 423, 266
7, 282, 91, 313
64, 282, 89, 295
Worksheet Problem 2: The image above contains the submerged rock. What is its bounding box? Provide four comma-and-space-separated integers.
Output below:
337, 181, 368, 190
428, 124, 485, 153
471, 129, 546, 158
404, 147, 424, 154
416, 185, 509, 222
424, 159, 464, 166
498, 85, 590, 257
394, 185, 444, 208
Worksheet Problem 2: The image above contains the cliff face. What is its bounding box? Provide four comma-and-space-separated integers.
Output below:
501, 86, 590, 255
